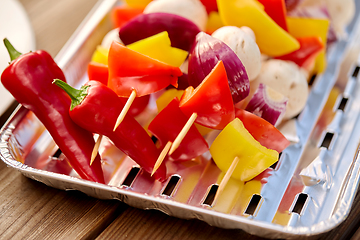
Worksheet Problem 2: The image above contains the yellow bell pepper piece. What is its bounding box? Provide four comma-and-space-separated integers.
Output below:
91, 45, 109, 65
210, 118, 278, 181
206, 11, 224, 34
127, 31, 188, 67
217, 0, 299, 56
156, 88, 185, 112
286, 17, 330, 74
125, 0, 152, 8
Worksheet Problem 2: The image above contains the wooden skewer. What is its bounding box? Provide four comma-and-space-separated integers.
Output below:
168, 112, 198, 155
113, 89, 137, 131
214, 156, 240, 202
151, 141, 172, 176
90, 134, 103, 165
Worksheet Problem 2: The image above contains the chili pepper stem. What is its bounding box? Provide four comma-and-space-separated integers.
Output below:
214, 156, 240, 203
90, 134, 103, 165
113, 89, 137, 131
53, 79, 89, 110
151, 141, 172, 177
169, 112, 198, 155
3, 38, 22, 61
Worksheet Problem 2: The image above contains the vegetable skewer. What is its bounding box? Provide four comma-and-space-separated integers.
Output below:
148, 98, 208, 175
169, 60, 235, 154
108, 41, 182, 130
54, 79, 168, 181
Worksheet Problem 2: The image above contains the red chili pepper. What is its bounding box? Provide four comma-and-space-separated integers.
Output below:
275, 36, 324, 71
1, 39, 105, 183
53, 79, 167, 180
148, 98, 209, 161
235, 108, 290, 153
257, 0, 288, 31
107, 41, 182, 97
180, 61, 235, 130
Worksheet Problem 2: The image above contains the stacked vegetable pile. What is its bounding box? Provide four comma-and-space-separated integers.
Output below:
1, 0, 355, 191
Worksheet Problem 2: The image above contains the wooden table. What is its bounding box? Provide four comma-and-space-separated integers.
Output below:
1, 0, 360, 239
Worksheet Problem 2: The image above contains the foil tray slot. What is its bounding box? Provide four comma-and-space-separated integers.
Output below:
320, 132, 336, 150
308, 74, 317, 87
121, 166, 140, 187
336, 96, 349, 112
245, 194, 263, 216
161, 175, 181, 197
290, 193, 309, 215
351, 65, 360, 78
52, 148, 62, 159
202, 184, 219, 206
271, 152, 284, 170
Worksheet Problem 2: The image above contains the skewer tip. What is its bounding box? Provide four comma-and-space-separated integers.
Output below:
151, 141, 172, 177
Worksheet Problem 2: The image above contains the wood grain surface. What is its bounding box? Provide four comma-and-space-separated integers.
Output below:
0, 0, 360, 239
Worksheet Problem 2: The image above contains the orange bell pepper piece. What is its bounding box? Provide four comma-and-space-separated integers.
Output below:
107, 41, 182, 97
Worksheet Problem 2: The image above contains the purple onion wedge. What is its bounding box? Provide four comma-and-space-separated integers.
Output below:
119, 12, 200, 52
245, 83, 288, 126
188, 32, 250, 103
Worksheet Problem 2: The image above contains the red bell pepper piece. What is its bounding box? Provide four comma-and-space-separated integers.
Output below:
148, 98, 209, 161
199, 0, 218, 14
53, 79, 167, 180
275, 36, 324, 71
87, 61, 150, 117
107, 41, 182, 97
111, 5, 144, 28
180, 61, 235, 130
257, 0, 288, 31
1, 39, 105, 183
235, 108, 290, 153
88, 62, 108, 85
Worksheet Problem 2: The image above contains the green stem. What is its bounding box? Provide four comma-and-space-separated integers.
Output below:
3, 38, 22, 61
53, 79, 89, 110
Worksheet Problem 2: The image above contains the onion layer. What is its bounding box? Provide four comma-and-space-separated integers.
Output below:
119, 12, 200, 52
245, 83, 288, 126
188, 32, 250, 103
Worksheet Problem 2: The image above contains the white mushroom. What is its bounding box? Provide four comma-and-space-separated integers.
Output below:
250, 59, 309, 120
239, 26, 256, 41
211, 26, 261, 80
143, 0, 208, 31
101, 28, 123, 49
324, 0, 355, 39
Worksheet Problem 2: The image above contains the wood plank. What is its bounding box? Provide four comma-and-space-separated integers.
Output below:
18, 0, 99, 57
96, 200, 360, 240
0, 161, 126, 239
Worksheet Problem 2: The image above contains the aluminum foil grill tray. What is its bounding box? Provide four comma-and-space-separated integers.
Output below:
1, 1, 360, 238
